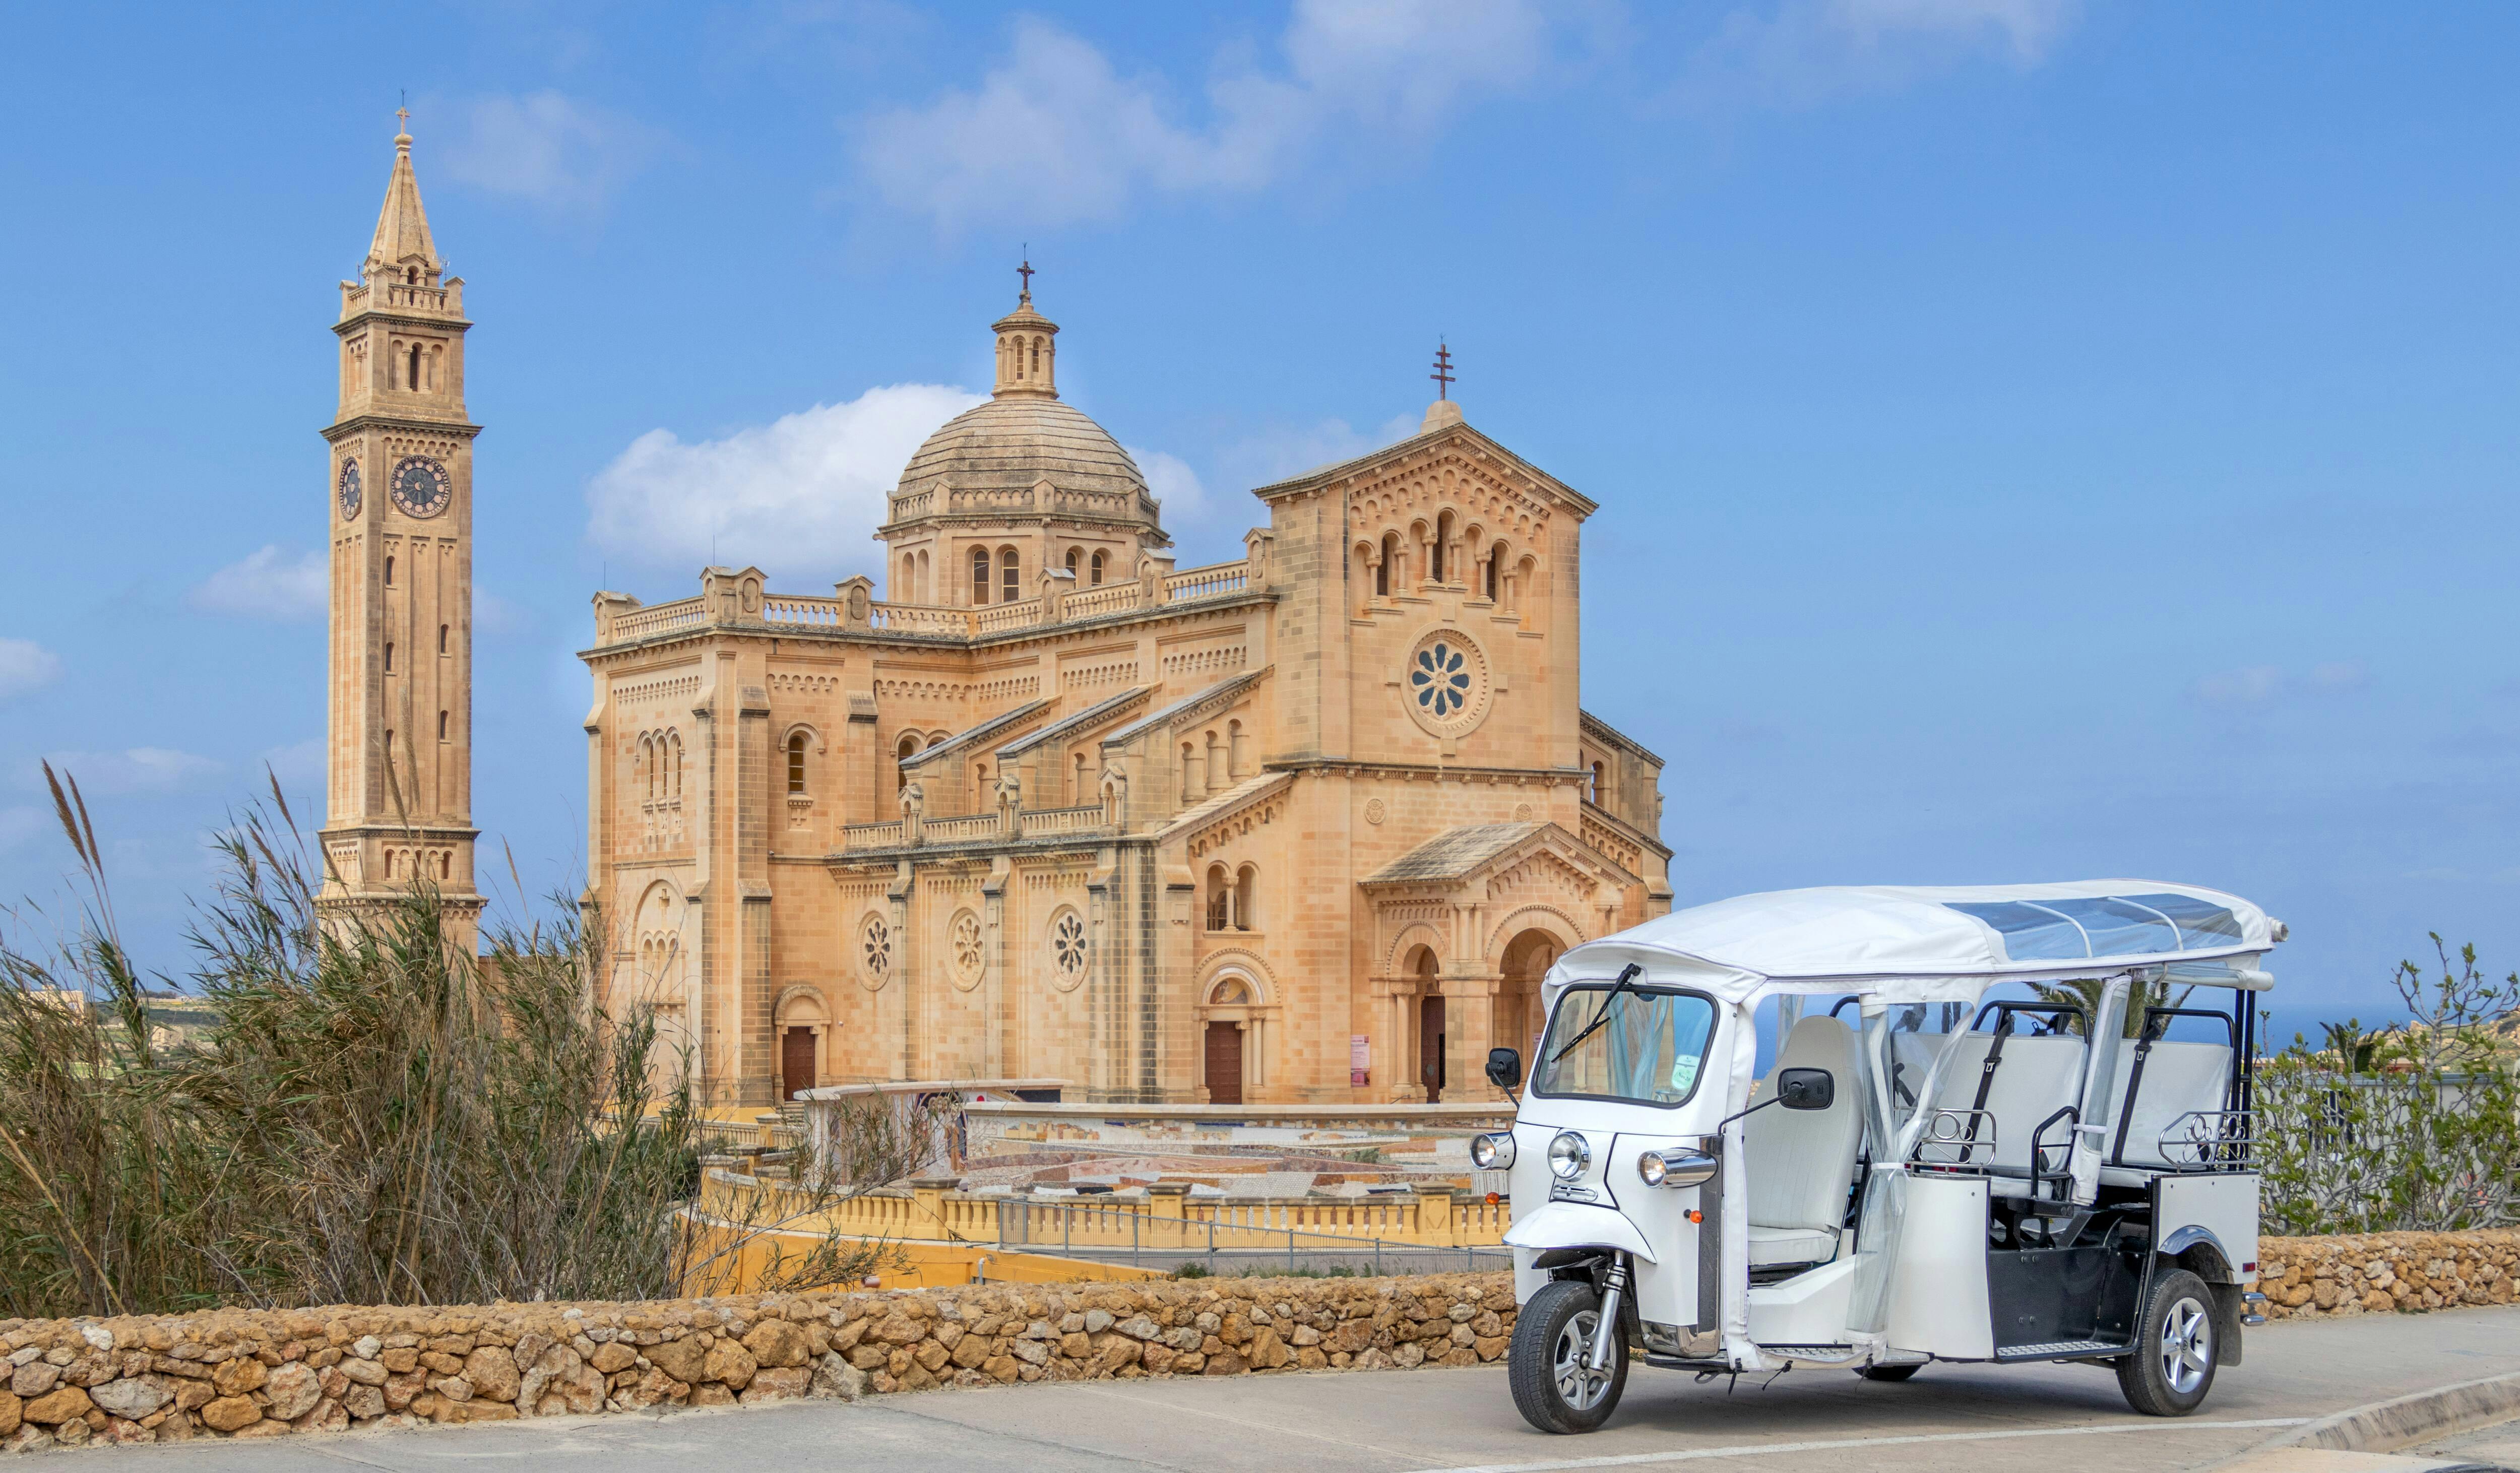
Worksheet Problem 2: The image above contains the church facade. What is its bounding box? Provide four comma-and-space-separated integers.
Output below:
319, 130, 1670, 1108
577, 281, 1673, 1106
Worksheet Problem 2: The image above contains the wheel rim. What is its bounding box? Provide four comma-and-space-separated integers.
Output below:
2159, 1296, 2212, 1394
1552, 1308, 1613, 1412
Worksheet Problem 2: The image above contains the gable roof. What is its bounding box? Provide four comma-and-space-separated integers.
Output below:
1364, 822, 1548, 885
1248, 417, 1597, 518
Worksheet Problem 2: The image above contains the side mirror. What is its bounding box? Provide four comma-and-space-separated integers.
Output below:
1775, 1067, 1835, 1111
1485, 1047, 1523, 1093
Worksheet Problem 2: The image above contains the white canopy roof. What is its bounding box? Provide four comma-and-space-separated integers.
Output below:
1549, 880, 2279, 1009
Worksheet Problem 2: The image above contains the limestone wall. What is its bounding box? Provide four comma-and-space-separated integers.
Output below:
0, 1272, 1515, 1453
2257, 1230, 2520, 1319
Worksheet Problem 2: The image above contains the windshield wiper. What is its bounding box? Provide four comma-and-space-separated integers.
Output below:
1551, 963, 1644, 1063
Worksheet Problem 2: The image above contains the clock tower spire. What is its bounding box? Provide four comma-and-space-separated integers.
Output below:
320, 118, 483, 942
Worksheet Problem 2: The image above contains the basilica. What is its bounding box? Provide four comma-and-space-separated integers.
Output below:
322, 130, 1672, 1107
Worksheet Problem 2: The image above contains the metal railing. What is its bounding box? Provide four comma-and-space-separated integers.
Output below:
993, 1195, 1513, 1278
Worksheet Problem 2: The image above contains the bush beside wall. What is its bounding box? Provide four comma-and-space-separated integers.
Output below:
0, 1272, 1517, 1453
2257, 1229, 2520, 1319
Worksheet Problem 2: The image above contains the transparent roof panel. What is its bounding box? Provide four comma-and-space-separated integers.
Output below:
1945, 902, 2090, 960
2042, 897, 2180, 957
2121, 892, 2245, 949
1946, 893, 2244, 962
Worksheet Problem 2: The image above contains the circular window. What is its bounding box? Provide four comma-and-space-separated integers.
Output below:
1403, 628, 1491, 737
949, 911, 984, 990
1050, 910, 1089, 991
858, 914, 892, 991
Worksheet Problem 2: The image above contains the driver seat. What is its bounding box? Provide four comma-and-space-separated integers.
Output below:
1744, 1016, 1864, 1269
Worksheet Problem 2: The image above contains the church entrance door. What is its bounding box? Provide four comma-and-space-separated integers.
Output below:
1420, 995, 1446, 1103
780, 1028, 815, 1101
1205, 1023, 1243, 1104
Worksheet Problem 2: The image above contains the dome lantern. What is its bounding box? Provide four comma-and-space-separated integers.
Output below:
992, 260, 1058, 399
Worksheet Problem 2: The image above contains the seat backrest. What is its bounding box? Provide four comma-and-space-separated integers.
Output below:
1926, 1030, 2088, 1175
1886, 1031, 1942, 1115
2107, 1042, 2233, 1168
1746, 1016, 1865, 1233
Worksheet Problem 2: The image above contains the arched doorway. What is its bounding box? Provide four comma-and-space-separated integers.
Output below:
1497, 928, 1561, 1063
774, 987, 830, 1101
1408, 945, 1444, 1103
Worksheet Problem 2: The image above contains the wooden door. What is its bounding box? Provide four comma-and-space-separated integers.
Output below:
1204, 1022, 1244, 1105
780, 1028, 815, 1101
1420, 995, 1446, 1103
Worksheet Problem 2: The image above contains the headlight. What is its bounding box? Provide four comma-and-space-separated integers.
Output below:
1547, 1130, 1590, 1181
1470, 1132, 1516, 1170
1637, 1148, 1719, 1190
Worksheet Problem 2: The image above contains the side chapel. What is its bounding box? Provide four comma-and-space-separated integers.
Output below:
578, 273, 1674, 1105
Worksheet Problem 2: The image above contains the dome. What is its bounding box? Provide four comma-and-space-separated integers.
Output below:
896, 396, 1148, 502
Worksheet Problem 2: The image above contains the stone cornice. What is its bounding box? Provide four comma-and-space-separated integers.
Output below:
322, 414, 483, 443
1579, 708, 1665, 767
1262, 758, 1587, 786
577, 589, 1273, 665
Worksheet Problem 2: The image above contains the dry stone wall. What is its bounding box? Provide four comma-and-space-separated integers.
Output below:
0, 1272, 1515, 1453
2257, 1230, 2520, 1319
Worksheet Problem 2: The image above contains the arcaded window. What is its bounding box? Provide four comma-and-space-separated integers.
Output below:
1000, 547, 1020, 604
385, 555, 395, 587
971, 546, 991, 604
408, 344, 423, 392
787, 732, 808, 795
1486, 542, 1505, 601
1432, 511, 1452, 583
1205, 864, 1231, 931
1090, 550, 1107, 586
1234, 864, 1258, 931
1066, 547, 1081, 576
1378, 532, 1399, 596
669, 733, 682, 797
896, 733, 919, 792
1591, 760, 1605, 804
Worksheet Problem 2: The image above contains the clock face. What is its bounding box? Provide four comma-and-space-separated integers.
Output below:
337, 459, 362, 520
390, 456, 451, 518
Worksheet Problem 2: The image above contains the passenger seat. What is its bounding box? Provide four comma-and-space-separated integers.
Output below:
1745, 1016, 1865, 1269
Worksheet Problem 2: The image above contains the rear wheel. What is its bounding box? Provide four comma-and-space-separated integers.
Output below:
1508, 1279, 1628, 1434
1856, 1363, 1922, 1382
2117, 1268, 2217, 1416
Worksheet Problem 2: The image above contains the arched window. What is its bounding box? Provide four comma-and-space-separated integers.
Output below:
405, 267, 417, 285
787, 732, 808, 795
971, 546, 991, 604
385, 555, 395, 587
408, 344, 423, 391
385, 849, 396, 878
439, 852, 451, 880
1205, 864, 1231, 932
1486, 541, 1505, 601
437, 710, 448, 741
1226, 719, 1245, 780
1590, 760, 1605, 804
896, 733, 920, 792
1065, 547, 1081, 576
1000, 547, 1020, 604
384, 730, 396, 764
1031, 336, 1042, 374
1180, 741, 1198, 804
1234, 864, 1257, 931
1432, 511, 1452, 583
1378, 532, 1399, 596
1073, 751, 1090, 804
669, 733, 682, 797
917, 549, 930, 601
384, 642, 394, 673
641, 737, 656, 799
1089, 550, 1106, 586
437, 623, 449, 655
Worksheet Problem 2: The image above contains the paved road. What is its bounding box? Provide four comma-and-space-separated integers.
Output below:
67, 1306, 2520, 1473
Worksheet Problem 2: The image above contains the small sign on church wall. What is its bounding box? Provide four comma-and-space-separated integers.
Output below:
1350, 1034, 1370, 1087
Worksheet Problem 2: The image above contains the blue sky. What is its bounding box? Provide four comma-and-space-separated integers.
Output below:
1, 2, 2513, 1042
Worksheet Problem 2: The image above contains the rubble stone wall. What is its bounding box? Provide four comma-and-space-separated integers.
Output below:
2257, 1229, 2520, 1319
0, 1272, 1515, 1453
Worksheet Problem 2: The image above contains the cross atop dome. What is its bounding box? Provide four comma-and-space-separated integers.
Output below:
991, 263, 1058, 399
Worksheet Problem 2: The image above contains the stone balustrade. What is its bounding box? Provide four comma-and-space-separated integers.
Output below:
594, 560, 1253, 649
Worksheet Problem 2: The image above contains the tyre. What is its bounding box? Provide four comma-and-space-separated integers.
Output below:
1507, 1279, 1629, 1434
2116, 1268, 2218, 1416
1856, 1363, 1922, 1382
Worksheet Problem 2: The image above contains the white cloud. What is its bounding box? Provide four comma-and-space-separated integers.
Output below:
38, 748, 222, 796
438, 91, 666, 215
855, 1, 1555, 229
0, 806, 42, 853
259, 738, 327, 789
0, 638, 61, 700
586, 383, 985, 585
189, 546, 328, 621
1680, 0, 2082, 108
1128, 447, 1209, 524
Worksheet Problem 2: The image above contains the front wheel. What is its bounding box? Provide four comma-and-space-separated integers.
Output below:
1508, 1279, 1629, 1434
2117, 1268, 2218, 1416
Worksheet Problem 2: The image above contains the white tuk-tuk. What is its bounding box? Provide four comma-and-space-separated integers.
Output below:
1478, 881, 2278, 1433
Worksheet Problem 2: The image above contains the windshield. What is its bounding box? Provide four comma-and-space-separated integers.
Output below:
1531, 984, 1720, 1107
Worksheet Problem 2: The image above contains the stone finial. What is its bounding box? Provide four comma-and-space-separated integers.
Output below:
1421, 398, 1464, 433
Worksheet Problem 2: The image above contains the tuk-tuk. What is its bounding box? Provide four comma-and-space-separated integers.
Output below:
1478, 881, 2278, 1433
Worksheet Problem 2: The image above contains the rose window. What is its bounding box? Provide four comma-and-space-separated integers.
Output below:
859, 916, 892, 985
1051, 912, 1088, 984
1411, 641, 1472, 716
950, 912, 984, 983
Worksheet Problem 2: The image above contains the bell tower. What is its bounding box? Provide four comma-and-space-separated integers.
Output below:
318, 117, 483, 942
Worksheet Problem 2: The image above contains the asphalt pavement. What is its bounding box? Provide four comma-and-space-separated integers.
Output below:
56, 1304, 2520, 1473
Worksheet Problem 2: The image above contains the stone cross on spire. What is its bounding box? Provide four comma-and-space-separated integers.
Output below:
1421, 338, 1464, 432
1018, 255, 1035, 299
1429, 340, 1455, 400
